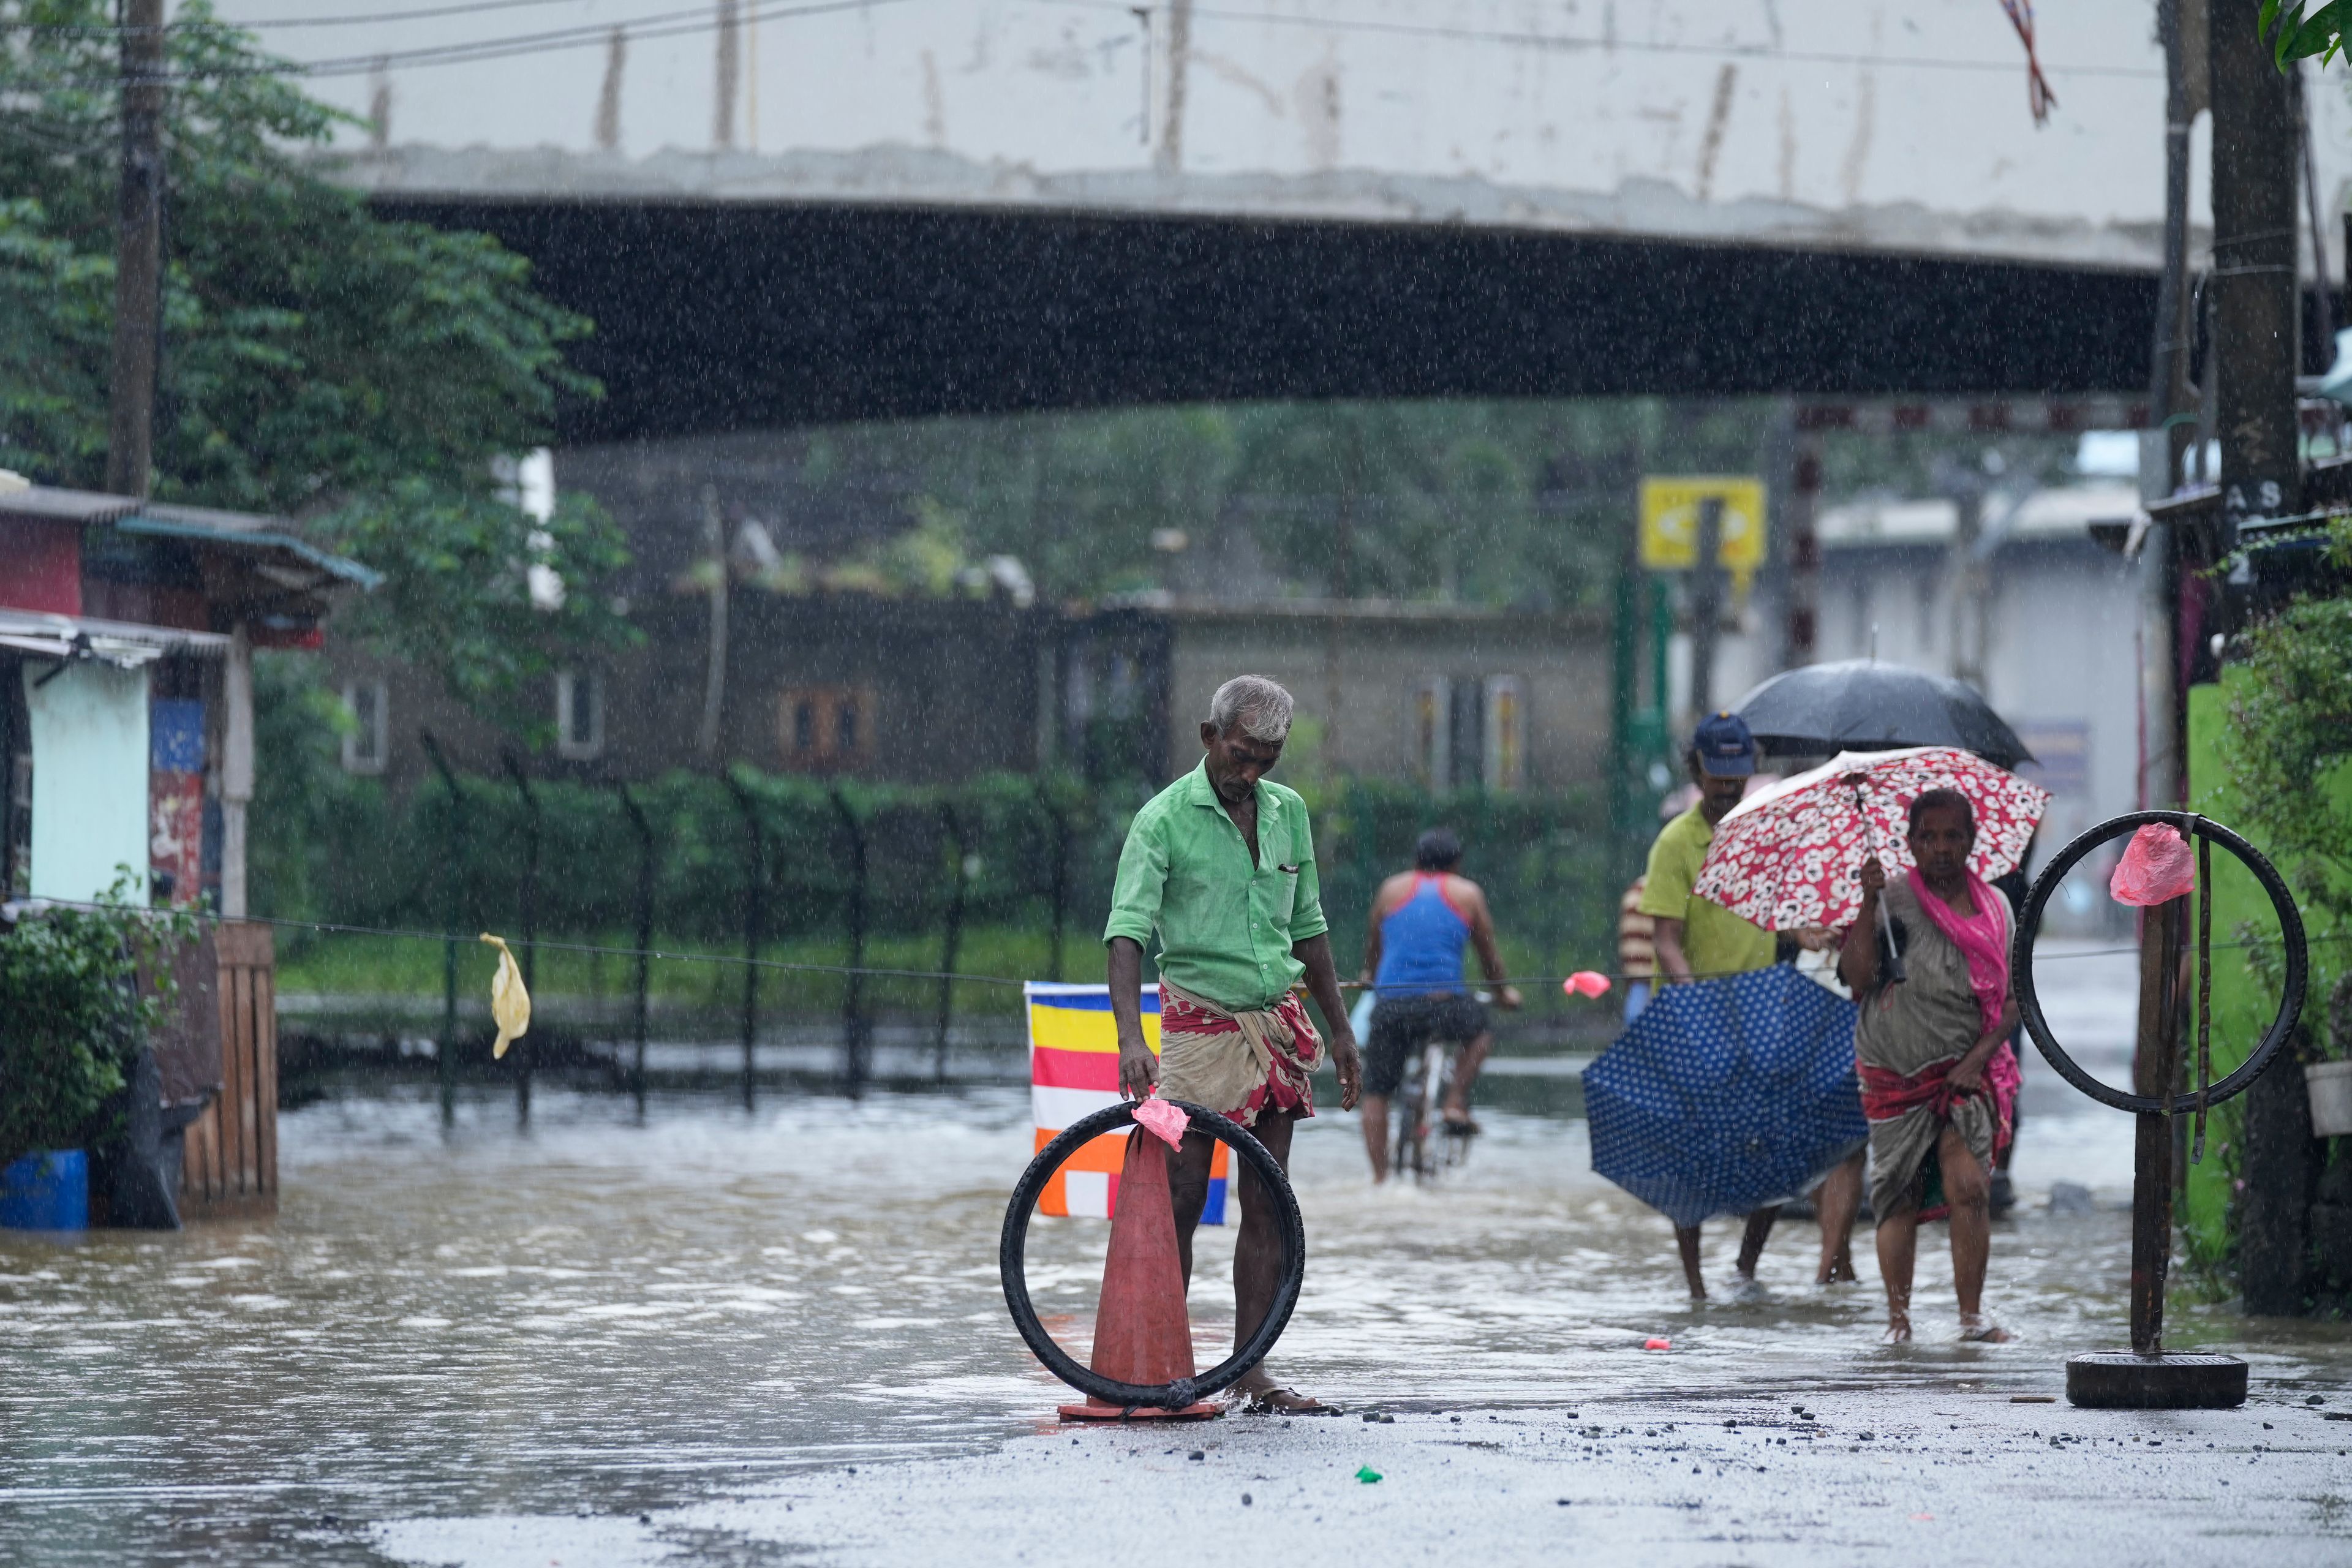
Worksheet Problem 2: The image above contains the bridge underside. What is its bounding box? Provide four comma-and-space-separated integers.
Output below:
377, 199, 2157, 444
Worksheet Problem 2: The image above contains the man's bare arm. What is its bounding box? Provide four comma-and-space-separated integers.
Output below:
1653, 915, 1694, 983
1462, 883, 1521, 1008
1838, 858, 1886, 994
1294, 933, 1362, 1110
1107, 936, 1157, 1099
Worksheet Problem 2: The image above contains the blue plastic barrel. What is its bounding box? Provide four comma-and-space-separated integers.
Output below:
1, 1150, 89, 1230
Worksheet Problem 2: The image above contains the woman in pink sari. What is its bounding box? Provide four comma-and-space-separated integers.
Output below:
1838, 788, 2021, 1343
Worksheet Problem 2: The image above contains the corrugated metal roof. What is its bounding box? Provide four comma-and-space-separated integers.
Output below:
0, 489, 142, 526
0, 608, 233, 665
121, 505, 380, 588
0, 486, 379, 588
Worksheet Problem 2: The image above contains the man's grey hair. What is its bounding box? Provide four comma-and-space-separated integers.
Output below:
1208, 675, 1295, 742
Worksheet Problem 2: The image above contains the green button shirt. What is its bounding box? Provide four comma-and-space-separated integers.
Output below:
1102, 761, 1330, 1011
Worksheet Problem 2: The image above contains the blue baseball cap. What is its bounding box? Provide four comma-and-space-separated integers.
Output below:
1692, 711, 1758, 777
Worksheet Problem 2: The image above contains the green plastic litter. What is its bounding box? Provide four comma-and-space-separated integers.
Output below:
1355, 1466, 1382, 1483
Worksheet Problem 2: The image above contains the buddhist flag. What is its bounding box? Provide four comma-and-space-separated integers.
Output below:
1026, 982, 1228, 1225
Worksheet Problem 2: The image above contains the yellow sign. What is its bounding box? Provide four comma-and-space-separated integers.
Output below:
1638, 477, 1767, 573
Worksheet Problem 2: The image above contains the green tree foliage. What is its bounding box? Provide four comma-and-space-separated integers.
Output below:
0, 888, 192, 1164
748, 397, 2081, 611
778, 398, 1790, 609
2223, 521, 2352, 1048
2261, 0, 2351, 68
0, 0, 631, 723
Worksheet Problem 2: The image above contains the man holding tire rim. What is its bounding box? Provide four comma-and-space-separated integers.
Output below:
1104, 674, 1363, 1415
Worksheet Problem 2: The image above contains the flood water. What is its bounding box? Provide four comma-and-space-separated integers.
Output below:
6, 947, 2348, 1565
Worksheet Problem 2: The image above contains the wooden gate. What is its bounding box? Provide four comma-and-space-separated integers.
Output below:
179, 922, 276, 1219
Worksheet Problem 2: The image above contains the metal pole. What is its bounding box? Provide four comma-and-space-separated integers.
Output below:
1607, 550, 1639, 891
2130, 895, 2188, 1354
2299, 64, 2337, 369
935, 802, 968, 1085
502, 753, 539, 1125
2139, 2, 2189, 813
1787, 428, 1823, 666
1038, 782, 1069, 983
618, 785, 654, 1117
105, 0, 165, 499
1687, 496, 1725, 717
420, 730, 465, 1126
1949, 486, 1987, 690
831, 787, 870, 1096
723, 771, 764, 1112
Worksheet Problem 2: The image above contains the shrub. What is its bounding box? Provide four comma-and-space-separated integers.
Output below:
0, 889, 193, 1165
2224, 519, 2352, 1056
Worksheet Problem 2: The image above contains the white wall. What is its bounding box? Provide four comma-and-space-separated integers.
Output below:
24, 661, 152, 905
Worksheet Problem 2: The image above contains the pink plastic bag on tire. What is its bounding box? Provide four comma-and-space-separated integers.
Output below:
2110, 824, 2196, 907
1133, 1095, 1190, 1150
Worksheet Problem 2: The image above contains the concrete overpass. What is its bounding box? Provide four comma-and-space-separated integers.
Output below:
223, 0, 2352, 435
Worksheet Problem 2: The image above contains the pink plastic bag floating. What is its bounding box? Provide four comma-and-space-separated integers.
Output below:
2110, 823, 2196, 907
1563, 971, 1613, 999
1134, 1095, 1190, 1150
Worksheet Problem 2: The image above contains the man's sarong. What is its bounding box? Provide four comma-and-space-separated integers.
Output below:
1155, 979, 1322, 1127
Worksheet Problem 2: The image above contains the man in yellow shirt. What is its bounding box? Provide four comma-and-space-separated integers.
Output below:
1639, 712, 1861, 1299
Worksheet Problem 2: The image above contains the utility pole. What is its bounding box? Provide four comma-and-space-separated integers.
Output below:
2207, 0, 2309, 1319
2209, 0, 2302, 540
106, 0, 166, 498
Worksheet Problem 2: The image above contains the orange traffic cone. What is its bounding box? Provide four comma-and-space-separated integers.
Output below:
1057, 1126, 1219, 1422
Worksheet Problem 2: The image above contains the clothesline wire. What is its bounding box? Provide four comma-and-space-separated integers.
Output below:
6, 897, 2339, 996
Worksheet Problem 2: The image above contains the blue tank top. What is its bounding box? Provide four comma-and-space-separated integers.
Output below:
1374, 874, 1471, 998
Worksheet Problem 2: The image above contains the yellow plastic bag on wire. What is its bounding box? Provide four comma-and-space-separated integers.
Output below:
481, 933, 531, 1058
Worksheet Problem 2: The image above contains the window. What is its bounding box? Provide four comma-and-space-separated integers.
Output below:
341, 680, 388, 774
1417, 677, 1451, 790
1417, 675, 1524, 791
556, 669, 604, 760
1482, 675, 1525, 793
777, 685, 874, 770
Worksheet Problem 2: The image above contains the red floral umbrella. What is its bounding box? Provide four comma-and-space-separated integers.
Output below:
1691, 745, 2050, 933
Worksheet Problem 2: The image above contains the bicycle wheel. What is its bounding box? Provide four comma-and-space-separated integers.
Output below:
1436, 1044, 1471, 1172
1413, 1042, 1447, 1182
1394, 1051, 1428, 1179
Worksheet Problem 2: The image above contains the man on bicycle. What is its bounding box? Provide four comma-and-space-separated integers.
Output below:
1357, 828, 1521, 1182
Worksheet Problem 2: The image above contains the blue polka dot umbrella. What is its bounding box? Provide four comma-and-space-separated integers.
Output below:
1581, 966, 1866, 1228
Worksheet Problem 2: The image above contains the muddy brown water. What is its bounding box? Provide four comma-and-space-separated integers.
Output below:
5, 948, 2346, 1564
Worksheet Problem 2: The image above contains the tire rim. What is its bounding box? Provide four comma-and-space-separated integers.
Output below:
2013, 810, 2306, 1116
999, 1099, 1306, 1411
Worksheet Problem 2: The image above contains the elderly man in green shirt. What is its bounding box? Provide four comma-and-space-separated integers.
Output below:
1641, 711, 1861, 1301
1104, 674, 1361, 1415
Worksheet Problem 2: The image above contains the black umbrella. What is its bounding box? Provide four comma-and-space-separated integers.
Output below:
1730, 658, 2034, 769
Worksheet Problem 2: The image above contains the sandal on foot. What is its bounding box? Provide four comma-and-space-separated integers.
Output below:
1958, 1314, 2012, 1343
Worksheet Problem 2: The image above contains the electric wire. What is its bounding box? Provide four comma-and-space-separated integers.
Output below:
0, 0, 916, 84
0, 0, 2162, 87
